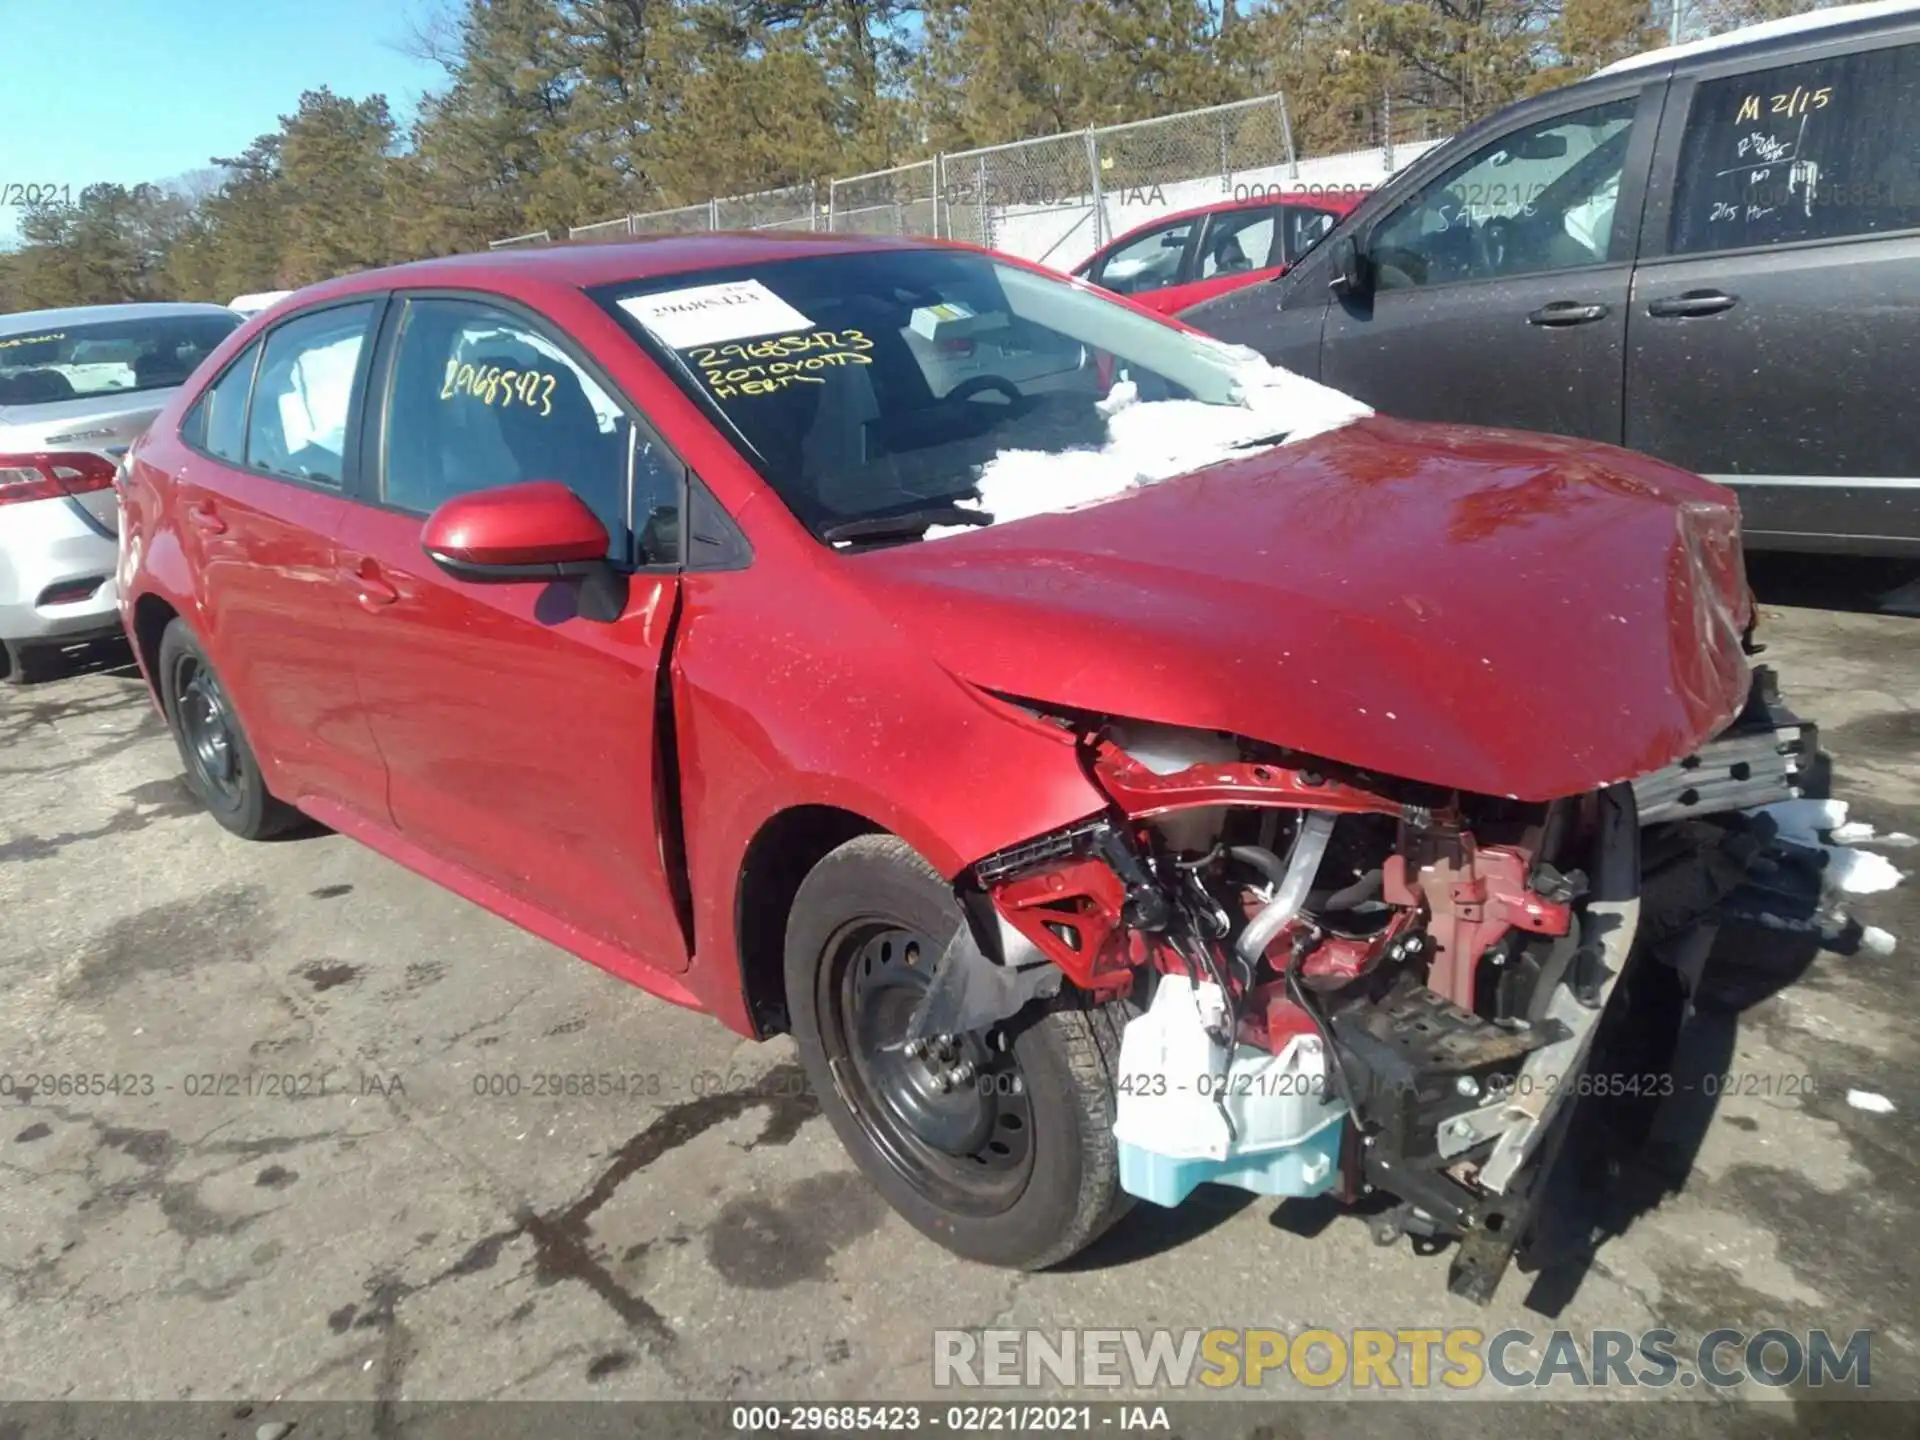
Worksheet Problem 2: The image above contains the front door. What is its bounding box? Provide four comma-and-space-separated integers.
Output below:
334, 294, 692, 971
1079, 214, 1203, 310
1320, 88, 1659, 444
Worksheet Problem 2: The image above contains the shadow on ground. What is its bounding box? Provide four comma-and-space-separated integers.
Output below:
1746, 553, 1920, 615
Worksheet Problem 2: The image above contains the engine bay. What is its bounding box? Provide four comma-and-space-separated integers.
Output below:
917, 668, 1818, 1301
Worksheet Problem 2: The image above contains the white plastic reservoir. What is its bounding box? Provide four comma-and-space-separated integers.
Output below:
1112, 973, 1349, 1207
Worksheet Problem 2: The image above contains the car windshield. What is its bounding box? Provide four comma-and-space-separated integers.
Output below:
594, 248, 1368, 544
0, 312, 241, 405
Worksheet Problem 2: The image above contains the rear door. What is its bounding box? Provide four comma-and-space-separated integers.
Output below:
1317, 80, 1665, 443
1626, 28, 1920, 553
333, 292, 692, 970
174, 299, 389, 812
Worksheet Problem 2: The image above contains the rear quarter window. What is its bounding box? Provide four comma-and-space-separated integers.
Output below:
1671, 40, 1920, 253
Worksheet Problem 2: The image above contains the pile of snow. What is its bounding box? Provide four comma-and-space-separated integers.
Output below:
934, 346, 1372, 533
1747, 798, 1910, 897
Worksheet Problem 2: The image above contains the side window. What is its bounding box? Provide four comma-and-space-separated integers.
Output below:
632, 427, 684, 566
1280, 205, 1339, 264
382, 298, 632, 559
1670, 43, 1920, 255
1199, 211, 1278, 278
1369, 98, 1638, 291
185, 341, 260, 463
1092, 218, 1197, 295
245, 304, 376, 487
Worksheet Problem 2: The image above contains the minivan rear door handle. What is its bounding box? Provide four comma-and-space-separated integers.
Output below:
1527, 301, 1611, 327
1647, 290, 1738, 318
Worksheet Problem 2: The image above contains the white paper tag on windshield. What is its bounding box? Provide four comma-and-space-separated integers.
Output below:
618, 280, 814, 350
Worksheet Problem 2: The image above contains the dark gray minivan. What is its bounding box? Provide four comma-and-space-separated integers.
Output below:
1183, 2, 1920, 556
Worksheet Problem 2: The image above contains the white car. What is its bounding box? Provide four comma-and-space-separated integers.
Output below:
0, 301, 241, 681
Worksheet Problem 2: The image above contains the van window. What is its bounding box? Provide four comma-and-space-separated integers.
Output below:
1670, 42, 1920, 254
1368, 98, 1638, 290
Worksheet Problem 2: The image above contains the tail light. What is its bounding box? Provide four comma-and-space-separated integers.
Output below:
0, 451, 118, 507
933, 338, 975, 358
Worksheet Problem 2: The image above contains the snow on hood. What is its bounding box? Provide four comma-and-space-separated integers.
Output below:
927, 344, 1373, 536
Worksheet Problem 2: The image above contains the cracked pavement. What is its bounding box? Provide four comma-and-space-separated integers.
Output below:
0, 575, 1915, 1424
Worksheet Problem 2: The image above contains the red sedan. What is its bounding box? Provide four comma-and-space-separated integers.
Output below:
1072, 190, 1364, 313
118, 232, 1815, 1294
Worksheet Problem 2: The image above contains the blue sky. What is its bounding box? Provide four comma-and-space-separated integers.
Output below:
0, 0, 452, 242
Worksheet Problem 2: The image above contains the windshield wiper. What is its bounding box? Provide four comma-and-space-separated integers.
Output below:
821, 506, 994, 544
1231, 430, 1292, 449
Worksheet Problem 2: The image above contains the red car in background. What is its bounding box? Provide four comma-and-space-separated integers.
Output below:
1072, 190, 1364, 312
117, 232, 1817, 1300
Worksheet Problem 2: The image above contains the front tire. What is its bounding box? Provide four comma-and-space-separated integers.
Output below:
157, 619, 299, 840
785, 833, 1134, 1270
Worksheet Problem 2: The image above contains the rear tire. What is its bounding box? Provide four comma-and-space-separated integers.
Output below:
785, 833, 1135, 1270
157, 619, 300, 840
2, 639, 52, 686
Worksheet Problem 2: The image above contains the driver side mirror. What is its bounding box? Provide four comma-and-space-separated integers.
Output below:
421, 480, 629, 620
1329, 232, 1373, 300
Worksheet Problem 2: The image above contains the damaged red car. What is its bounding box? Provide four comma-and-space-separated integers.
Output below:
118, 234, 1818, 1300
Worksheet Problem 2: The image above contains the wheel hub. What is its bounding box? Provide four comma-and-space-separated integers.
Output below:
833, 923, 1035, 1213
178, 662, 241, 804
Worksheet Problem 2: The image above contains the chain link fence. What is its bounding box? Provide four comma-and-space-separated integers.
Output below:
629, 201, 718, 237
826, 160, 938, 238
487, 230, 552, 250
715, 181, 818, 231
568, 216, 633, 241
510, 92, 1453, 269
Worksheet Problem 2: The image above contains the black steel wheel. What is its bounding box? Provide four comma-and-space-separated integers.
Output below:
830, 921, 1035, 1216
785, 833, 1136, 1270
174, 653, 243, 808
157, 619, 299, 840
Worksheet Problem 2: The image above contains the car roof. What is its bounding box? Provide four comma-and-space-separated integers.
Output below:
1595, 0, 1920, 75
0, 301, 239, 337
283, 230, 922, 309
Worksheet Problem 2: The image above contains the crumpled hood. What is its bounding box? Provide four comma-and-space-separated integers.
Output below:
846, 416, 1753, 802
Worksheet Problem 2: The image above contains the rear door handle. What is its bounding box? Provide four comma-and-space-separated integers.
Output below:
339, 563, 400, 611
186, 502, 227, 535
1647, 290, 1738, 318
1527, 301, 1611, 327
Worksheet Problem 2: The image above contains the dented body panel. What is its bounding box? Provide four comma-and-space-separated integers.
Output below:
847, 416, 1754, 801
663, 553, 1111, 1031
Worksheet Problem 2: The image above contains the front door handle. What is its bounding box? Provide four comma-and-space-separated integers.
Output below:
1527, 300, 1611, 327
186, 502, 227, 535
339, 563, 399, 611
1647, 290, 1738, 318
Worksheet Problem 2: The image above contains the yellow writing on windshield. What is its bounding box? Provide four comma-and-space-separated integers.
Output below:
687, 328, 873, 368
439, 361, 557, 416
0, 331, 66, 350
690, 329, 875, 399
